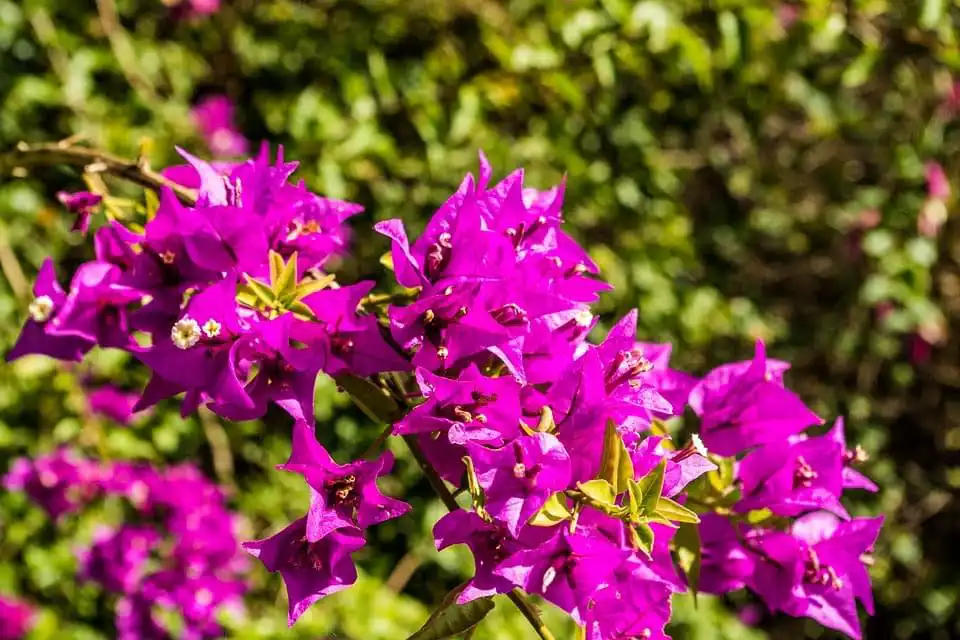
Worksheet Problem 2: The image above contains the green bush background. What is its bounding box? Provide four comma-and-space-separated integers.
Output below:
1, 0, 958, 638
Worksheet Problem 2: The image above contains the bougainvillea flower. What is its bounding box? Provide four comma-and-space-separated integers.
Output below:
57, 190, 101, 235
0, 594, 35, 640
243, 518, 365, 626
494, 525, 630, 624
697, 514, 757, 595
7, 258, 94, 362
79, 525, 160, 593
52, 261, 144, 349
2, 448, 101, 519
293, 281, 409, 377
281, 421, 410, 540
627, 434, 716, 498
136, 276, 252, 415
736, 431, 849, 519
433, 509, 552, 603
747, 513, 883, 640
191, 95, 249, 158
394, 365, 522, 446
583, 558, 676, 640
690, 341, 822, 456
466, 433, 572, 536
87, 385, 141, 425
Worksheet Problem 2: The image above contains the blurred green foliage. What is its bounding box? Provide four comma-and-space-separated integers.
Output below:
1, 0, 959, 638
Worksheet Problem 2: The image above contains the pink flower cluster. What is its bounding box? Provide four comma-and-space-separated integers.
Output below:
3, 450, 247, 639
5, 148, 882, 638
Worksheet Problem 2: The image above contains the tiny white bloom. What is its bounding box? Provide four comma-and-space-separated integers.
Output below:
171, 317, 201, 349
541, 567, 558, 591
691, 433, 708, 457
202, 318, 222, 338
513, 463, 527, 479
574, 309, 593, 327
28, 295, 54, 323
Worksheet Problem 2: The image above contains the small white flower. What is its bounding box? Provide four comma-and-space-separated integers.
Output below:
512, 463, 527, 479
202, 318, 222, 338
171, 317, 201, 349
541, 567, 558, 591
28, 295, 54, 323
574, 309, 593, 327
690, 433, 708, 457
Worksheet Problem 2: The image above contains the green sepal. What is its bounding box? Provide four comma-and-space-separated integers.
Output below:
273, 251, 298, 302
462, 456, 486, 514
287, 300, 317, 320
536, 405, 556, 434
241, 274, 277, 307
655, 497, 701, 524
294, 273, 337, 299
528, 492, 573, 527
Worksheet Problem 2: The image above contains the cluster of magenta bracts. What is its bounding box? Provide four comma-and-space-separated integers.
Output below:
5, 148, 881, 639
3, 450, 246, 639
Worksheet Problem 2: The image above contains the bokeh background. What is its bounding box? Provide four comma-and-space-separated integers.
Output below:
1, 1, 958, 638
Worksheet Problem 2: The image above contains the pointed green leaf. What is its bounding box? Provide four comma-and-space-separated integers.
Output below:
274, 251, 299, 300
287, 300, 317, 320
598, 420, 634, 494
294, 273, 337, 299
630, 522, 655, 556
627, 478, 641, 517
577, 479, 617, 507
674, 523, 701, 604
528, 492, 572, 527
406, 584, 495, 640
655, 497, 700, 524
242, 275, 277, 306
638, 459, 666, 516
269, 250, 285, 286
334, 374, 402, 424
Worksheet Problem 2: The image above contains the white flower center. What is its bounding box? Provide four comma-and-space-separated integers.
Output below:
28, 295, 54, 323
171, 317, 201, 349
691, 434, 708, 457
513, 463, 527, 479
202, 318, 222, 338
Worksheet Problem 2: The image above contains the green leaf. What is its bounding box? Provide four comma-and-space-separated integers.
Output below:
598, 420, 634, 494
528, 492, 572, 527
638, 459, 666, 515
335, 374, 402, 424
577, 479, 617, 507
287, 300, 317, 320
655, 497, 700, 524
406, 584, 495, 640
674, 523, 701, 603
630, 521, 655, 556
242, 274, 277, 307
294, 273, 337, 299
269, 250, 285, 286
274, 251, 298, 301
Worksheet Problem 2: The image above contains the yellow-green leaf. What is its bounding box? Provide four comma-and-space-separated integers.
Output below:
241, 275, 277, 306
655, 497, 700, 524
274, 251, 299, 300
630, 521, 655, 556
295, 273, 337, 299
528, 492, 572, 527
638, 459, 666, 515
269, 250, 285, 286
578, 479, 617, 507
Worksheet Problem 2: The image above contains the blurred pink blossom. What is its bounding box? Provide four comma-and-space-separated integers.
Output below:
190, 95, 249, 158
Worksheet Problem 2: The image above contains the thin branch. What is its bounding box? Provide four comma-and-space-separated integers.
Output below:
0, 142, 197, 205
403, 436, 557, 640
